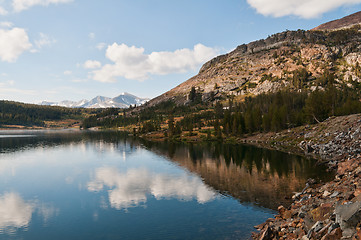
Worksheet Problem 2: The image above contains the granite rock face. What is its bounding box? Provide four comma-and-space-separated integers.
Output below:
145, 25, 361, 108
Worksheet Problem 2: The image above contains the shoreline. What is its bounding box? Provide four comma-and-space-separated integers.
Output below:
246, 114, 361, 239
2, 114, 360, 239
139, 114, 361, 239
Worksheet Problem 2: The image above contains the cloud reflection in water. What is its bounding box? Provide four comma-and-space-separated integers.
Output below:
88, 167, 216, 210
0, 192, 33, 233
0, 192, 58, 234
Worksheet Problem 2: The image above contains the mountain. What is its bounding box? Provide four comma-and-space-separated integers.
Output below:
41, 93, 149, 108
144, 12, 361, 108
312, 11, 361, 31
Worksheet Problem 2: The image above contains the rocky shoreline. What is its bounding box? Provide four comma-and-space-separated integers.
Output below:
250, 114, 361, 240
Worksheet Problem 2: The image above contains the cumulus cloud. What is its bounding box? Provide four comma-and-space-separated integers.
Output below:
87, 167, 216, 210
34, 33, 56, 49
247, 0, 361, 18
0, 22, 13, 28
0, 27, 32, 62
63, 70, 72, 75
91, 43, 218, 82
12, 0, 73, 12
0, 7, 8, 15
83, 60, 101, 69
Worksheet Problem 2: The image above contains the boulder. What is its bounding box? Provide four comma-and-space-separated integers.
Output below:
335, 201, 361, 236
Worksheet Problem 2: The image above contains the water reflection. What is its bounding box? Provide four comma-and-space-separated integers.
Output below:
88, 167, 216, 210
0, 192, 33, 233
0, 130, 333, 211
0, 192, 58, 234
0, 130, 130, 154
141, 141, 333, 210
0, 130, 333, 239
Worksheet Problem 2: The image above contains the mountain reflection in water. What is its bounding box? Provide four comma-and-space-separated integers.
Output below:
0, 130, 332, 211
140, 140, 333, 210
0, 130, 333, 239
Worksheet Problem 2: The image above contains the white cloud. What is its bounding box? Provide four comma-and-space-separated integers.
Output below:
34, 32, 56, 49
0, 27, 32, 62
87, 167, 216, 210
12, 0, 73, 12
63, 70, 72, 75
0, 22, 13, 28
247, 0, 361, 18
96, 42, 106, 50
91, 43, 218, 82
88, 32, 95, 39
0, 6, 8, 15
0, 86, 36, 97
3, 80, 15, 85
0, 80, 14, 87
83, 60, 101, 69
71, 78, 88, 83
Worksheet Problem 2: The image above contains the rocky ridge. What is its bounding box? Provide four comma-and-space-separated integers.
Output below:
313, 11, 361, 31
145, 24, 361, 108
250, 114, 361, 239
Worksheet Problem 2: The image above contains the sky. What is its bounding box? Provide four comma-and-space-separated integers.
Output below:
0, 0, 360, 103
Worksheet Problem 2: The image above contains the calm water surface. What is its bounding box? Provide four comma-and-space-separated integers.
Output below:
0, 130, 332, 239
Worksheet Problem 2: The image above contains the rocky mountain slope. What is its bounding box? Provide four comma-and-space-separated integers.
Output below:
313, 11, 361, 31
41, 92, 149, 108
145, 12, 361, 107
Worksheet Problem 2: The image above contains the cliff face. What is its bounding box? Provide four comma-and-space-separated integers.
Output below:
145, 16, 361, 107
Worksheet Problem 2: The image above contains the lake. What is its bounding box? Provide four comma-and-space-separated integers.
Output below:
0, 130, 332, 239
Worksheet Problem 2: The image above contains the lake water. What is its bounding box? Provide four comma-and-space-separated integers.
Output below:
0, 130, 332, 239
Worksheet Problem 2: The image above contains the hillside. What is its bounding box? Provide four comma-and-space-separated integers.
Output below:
313, 11, 361, 31
83, 12, 361, 136
0, 100, 94, 128
76, 12, 361, 239
145, 23, 361, 107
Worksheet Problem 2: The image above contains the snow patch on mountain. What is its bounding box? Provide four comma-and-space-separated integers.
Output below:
40, 93, 149, 108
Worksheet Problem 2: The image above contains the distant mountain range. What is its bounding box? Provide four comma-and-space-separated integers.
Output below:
41, 92, 149, 108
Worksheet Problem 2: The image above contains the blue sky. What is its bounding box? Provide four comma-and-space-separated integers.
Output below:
0, 0, 360, 103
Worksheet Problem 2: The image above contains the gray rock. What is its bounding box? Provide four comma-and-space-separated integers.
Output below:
330, 191, 339, 198
335, 201, 361, 230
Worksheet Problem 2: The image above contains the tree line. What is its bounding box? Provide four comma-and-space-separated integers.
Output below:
0, 101, 92, 126
82, 76, 361, 140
